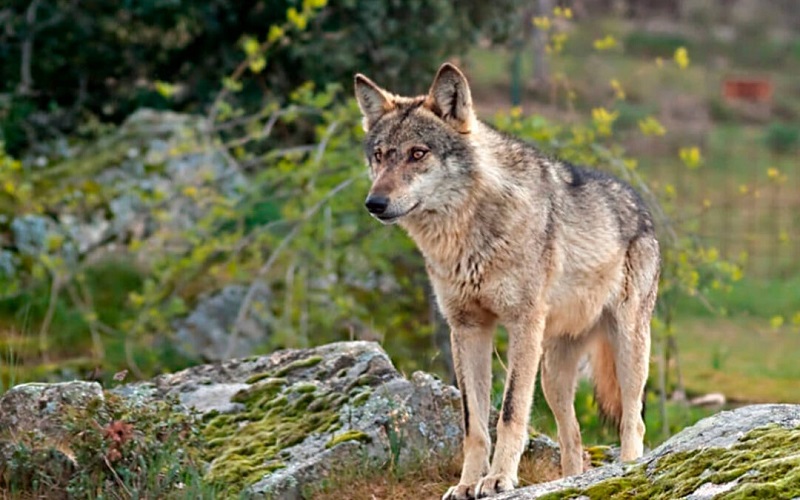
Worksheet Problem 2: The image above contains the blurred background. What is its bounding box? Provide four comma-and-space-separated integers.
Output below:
1, 0, 799, 446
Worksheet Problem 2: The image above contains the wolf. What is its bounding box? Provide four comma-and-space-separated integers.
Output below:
354, 63, 659, 499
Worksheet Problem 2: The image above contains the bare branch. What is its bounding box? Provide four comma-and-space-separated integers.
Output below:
225, 177, 355, 359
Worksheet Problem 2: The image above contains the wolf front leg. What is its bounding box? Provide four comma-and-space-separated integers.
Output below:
442, 323, 494, 500
476, 313, 545, 498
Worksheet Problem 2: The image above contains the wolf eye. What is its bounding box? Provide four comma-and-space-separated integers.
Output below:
410, 149, 428, 161
373, 151, 382, 162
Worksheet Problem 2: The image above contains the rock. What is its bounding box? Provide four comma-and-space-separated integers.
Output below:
8, 109, 245, 272
496, 404, 800, 499
114, 341, 462, 498
3, 345, 797, 500
689, 392, 726, 407
173, 283, 274, 361
0, 381, 104, 480
0, 381, 104, 437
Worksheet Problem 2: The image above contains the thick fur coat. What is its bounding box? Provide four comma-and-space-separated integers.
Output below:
355, 63, 660, 499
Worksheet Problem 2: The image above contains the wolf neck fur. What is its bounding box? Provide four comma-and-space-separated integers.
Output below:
401, 123, 532, 272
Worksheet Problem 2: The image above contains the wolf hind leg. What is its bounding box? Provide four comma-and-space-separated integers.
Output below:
541, 334, 590, 477
609, 238, 659, 461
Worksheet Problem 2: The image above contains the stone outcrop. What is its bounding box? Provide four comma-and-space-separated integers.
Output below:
496, 404, 800, 499
2, 342, 798, 499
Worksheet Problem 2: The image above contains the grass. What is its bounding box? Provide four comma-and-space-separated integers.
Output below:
310, 443, 562, 500
0, 258, 198, 390
673, 316, 800, 403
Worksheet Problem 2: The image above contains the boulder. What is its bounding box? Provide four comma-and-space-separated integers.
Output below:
132, 341, 462, 499
496, 404, 800, 499
2, 343, 798, 500
0, 381, 104, 437
8, 109, 245, 268
1, 342, 459, 498
173, 283, 274, 361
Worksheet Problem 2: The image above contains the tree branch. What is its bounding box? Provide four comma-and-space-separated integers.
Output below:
224, 177, 355, 359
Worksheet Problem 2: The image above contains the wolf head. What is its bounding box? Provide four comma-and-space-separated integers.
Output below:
354, 63, 480, 225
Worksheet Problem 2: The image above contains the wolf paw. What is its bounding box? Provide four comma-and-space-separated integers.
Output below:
442, 483, 476, 500
475, 474, 515, 498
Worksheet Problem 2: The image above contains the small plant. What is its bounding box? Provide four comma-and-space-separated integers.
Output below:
764, 122, 800, 154
624, 32, 692, 58
0, 391, 217, 498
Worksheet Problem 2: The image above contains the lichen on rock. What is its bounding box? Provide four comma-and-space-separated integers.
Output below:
497, 404, 800, 500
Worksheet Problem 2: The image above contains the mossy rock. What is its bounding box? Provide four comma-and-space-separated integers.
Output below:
136, 341, 462, 499
498, 404, 800, 500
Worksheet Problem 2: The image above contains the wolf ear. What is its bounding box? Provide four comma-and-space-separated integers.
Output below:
354, 74, 395, 131
426, 63, 475, 134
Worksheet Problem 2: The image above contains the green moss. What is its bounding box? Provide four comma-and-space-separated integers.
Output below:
585, 445, 614, 467
201, 376, 350, 498
294, 382, 318, 394
273, 356, 323, 377
232, 378, 286, 405
350, 390, 372, 407
546, 424, 800, 500
246, 372, 281, 384
325, 430, 371, 449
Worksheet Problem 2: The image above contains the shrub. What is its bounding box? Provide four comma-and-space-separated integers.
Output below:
624, 31, 692, 58
764, 122, 800, 154
0, 0, 525, 154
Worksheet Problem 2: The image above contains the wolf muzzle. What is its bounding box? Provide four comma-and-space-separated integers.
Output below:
364, 195, 390, 215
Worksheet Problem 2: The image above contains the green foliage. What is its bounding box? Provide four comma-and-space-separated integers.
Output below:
0, 391, 215, 498
0, 0, 524, 153
764, 122, 800, 154
624, 31, 693, 58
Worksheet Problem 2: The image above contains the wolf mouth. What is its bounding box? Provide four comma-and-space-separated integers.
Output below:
376, 201, 421, 223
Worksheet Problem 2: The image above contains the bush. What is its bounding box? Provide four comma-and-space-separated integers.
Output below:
624, 31, 692, 58
764, 122, 800, 154
0, 0, 524, 154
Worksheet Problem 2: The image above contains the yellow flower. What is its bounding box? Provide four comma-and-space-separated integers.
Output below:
638, 116, 666, 136
287, 7, 307, 30
249, 56, 266, 74
267, 25, 285, 43
674, 47, 690, 69
610, 79, 626, 100
510, 106, 522, 118
154, 81, 176, 98
655, 57, 664, 68
550, 32, 569, 53
593, 35, 617, 51
553, 6, 572, 18
770, 315, 784, 330
592, 107, 618, 136
303, 0, 327, 9
739, 184, 749, 195
532, 16, 551, 30
767, 167, 780, 180
679, 146, 702, 169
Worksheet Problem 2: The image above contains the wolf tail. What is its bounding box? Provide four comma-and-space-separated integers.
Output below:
590, 334, 623, 432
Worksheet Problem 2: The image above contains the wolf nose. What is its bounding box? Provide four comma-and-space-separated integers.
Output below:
365, 195, 389, 215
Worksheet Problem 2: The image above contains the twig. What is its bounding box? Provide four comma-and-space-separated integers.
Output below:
224, 177, 355, 359
38, 271, 62, 363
